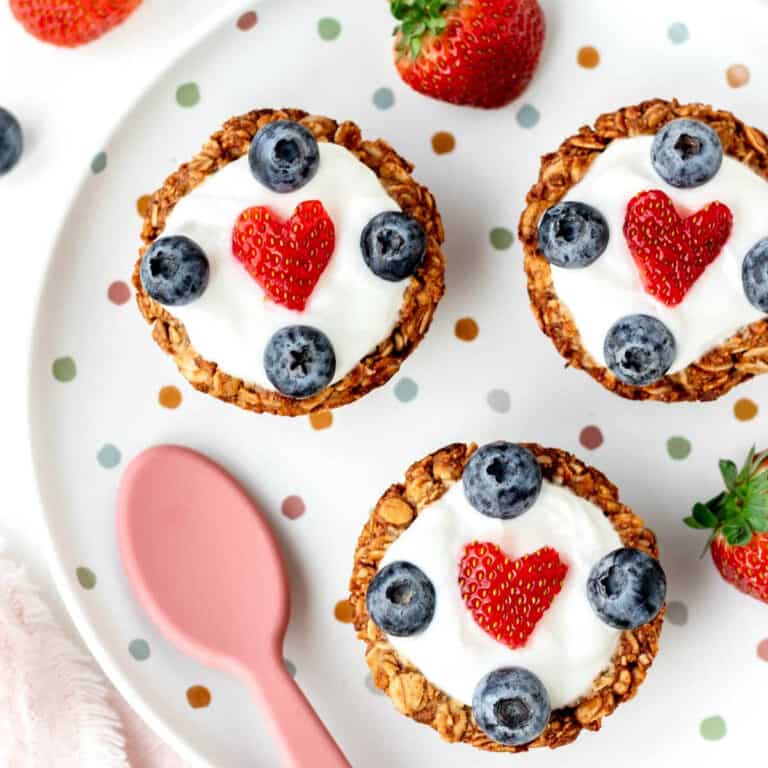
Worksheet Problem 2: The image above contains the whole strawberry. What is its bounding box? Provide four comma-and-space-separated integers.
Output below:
10, 0, 141, 47
391, 0, 545, 109
685, 446, 768, 603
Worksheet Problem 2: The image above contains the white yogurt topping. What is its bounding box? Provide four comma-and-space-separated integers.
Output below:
162, 143, 404, 387
380, 479, 622, 710
550, 135, 766, 373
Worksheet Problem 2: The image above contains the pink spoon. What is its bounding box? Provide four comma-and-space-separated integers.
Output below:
117, 444, 350, 768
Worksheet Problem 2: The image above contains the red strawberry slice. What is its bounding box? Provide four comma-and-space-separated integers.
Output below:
623, 190, 733, 307
458, 541, 568, 649
232, 201, 335, 312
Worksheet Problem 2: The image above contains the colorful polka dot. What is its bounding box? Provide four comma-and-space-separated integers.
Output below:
577, 46, 600, 68
309, 411, 333, 430
700, 716, 726, 741
107, 281, 131, 305
97, 443, 122, 469
490, 227, 514, 250
486, 389, 510, 414
318, 17, 341, 41
394, 377, 418, 403
158, 385, 182, 409
667, 436, 691, 460
76, 566, 97, 590
52, 356, 76, 382
726, 64, 750, 88
136, 194, 151, 217
236, 10, 258, 31
373, 87, 395, 110
668, 22, 689, 44
455, 317, 479, 342
334, 599, 355, 623
186, 685, 211, 709
90, 152, 107, 174
756, 639, 768, 661
516, 105, 540, 129
129, 638, 151, 661
734, 398, 758, 421
285, 659, 297, 678
579, 426, 604, 450
666, 600, 688, 626
281, 495, 306, 520
176, 83, 200, 108
431, 131, 455, 155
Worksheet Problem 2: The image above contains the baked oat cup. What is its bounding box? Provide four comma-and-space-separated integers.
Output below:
350, 442, 665, 752
520, 98, 768, 402
133, 109, 445, 416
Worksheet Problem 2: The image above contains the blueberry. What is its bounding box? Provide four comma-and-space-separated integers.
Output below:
140, 235, 209, 306
651, 119, 722, 189
463, 442, 542, 520
366, 561, 435, 637
587, 548, 666, 630
248, 120, 319, 193
360, 211, 426, 281
742, 238, 768, 312
472, 667, 551, 746
537, 201, 609, 268
603, 314, 676, 386
0, 107, 23, 176
263, 325, 336, 398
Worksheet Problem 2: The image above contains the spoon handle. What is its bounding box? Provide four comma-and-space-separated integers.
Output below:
246, 658, 351, 768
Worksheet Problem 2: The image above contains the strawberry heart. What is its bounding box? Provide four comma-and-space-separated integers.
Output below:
232, 201, 335, 311
459, 541, 568, 649
623, 189, 733, 307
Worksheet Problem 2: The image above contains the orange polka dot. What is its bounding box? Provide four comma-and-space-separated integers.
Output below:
158, 385, 182, 409
734, 398, 758, 421
577, 46, 600, 68
136, 194, 151, 217
309, 411, 333, 430
334, 599, 355, 623
431, 131, 455, 155
455, 317, 479, 341
186, 685, 211, 708
726, 64, 750, 88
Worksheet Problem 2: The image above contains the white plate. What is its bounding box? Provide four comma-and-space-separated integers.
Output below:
29, 0, 768, 765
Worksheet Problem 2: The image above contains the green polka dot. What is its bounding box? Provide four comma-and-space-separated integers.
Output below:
516, 104, 540, 129
668, 22, 689, 44
285, 659, 297, 678
176, 82, 200, 107
318, 17, 341, 40
490, 227, 514, 250
129, 638, 151, 661
394, 377, 418, 403
52, 356, 76, 382
373, 87, 395, 110
76, 567, 96, 590
97, 443, 122, 469
667, 436, 691, 460
90, 152, 107, 174
700, 716, 726, 741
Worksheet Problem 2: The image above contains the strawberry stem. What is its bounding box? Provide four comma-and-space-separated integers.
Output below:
391, 0, 455, 59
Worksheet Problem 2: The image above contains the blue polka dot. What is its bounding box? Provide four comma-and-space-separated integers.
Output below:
668, 22, 689, 44
373, 87, 395, 110
516, 105, 540, 129
90, 152, 107, 174
129, 638, 151, 661
97, 444, 122, 469
394, 377, 418, 403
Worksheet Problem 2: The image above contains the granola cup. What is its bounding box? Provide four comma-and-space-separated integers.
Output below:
350, 442, 664, 752
520, 98, 768, 402
133, 108, 445, 416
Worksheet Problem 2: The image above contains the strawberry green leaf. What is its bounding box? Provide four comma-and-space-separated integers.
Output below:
749, 515, 768, 533
684, 516, 708, 530
719, 459, 738, 490
692, 502, 718, 528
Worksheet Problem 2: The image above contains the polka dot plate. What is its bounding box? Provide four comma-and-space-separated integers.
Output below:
28, 0, 768, 765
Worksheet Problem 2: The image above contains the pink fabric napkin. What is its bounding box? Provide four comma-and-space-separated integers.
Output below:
0, 544, 187, 767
